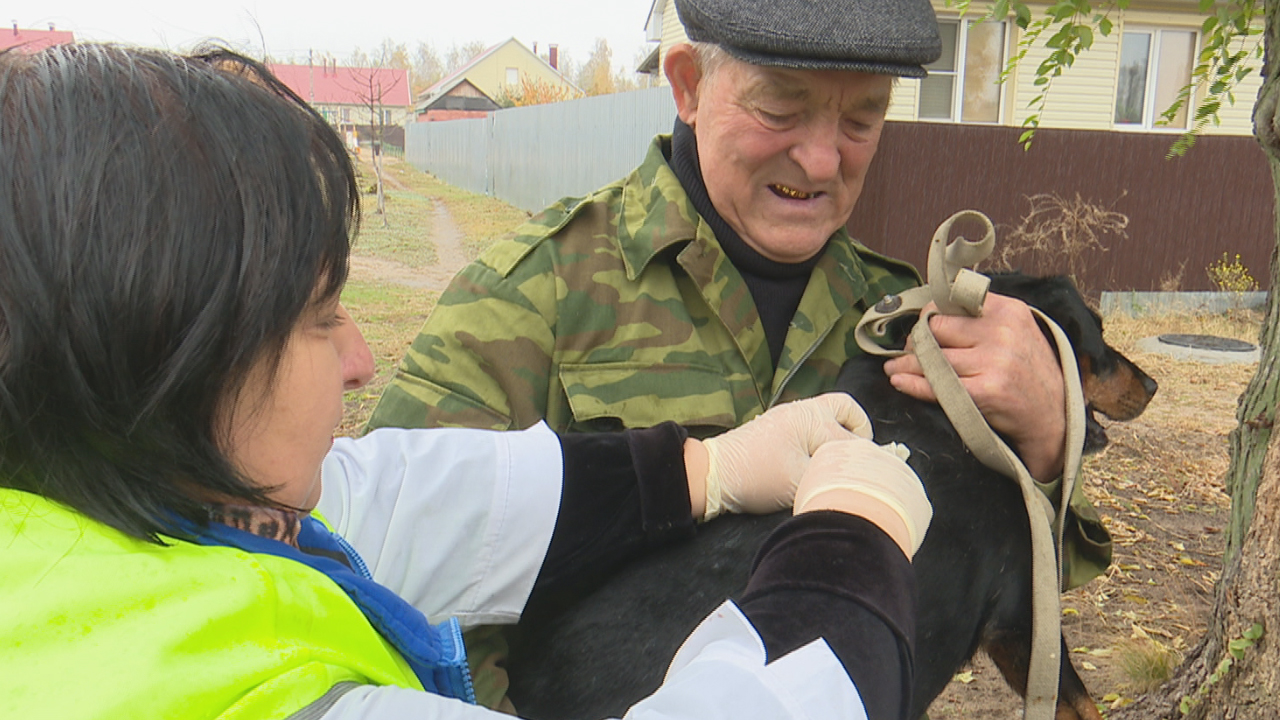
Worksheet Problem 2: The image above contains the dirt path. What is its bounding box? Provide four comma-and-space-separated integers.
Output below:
349, 198, 471, 294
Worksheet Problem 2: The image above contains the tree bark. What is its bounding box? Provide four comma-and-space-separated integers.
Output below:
1111, 4, 1280, 716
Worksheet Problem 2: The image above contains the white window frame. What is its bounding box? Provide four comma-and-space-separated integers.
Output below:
1113, 26, 1198, 131
919, 17, 1008, 124
506, 67, 519, 86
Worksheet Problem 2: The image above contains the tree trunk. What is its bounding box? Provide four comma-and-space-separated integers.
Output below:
373, 126, 388, 229
1111, 4, 1280, 716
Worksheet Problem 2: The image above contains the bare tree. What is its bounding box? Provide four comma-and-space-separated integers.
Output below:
575, 38, 616, 96
413, 42, 445, 95
341, 49, 406, 228
444, 40, 488, 74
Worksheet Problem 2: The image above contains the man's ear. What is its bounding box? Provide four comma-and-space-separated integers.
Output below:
665, 44, 702, 126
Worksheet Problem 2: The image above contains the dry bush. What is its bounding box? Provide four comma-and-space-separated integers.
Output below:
496, 75, 581, 107
985, 193, 1129, 298
1159, 260, 1188, 292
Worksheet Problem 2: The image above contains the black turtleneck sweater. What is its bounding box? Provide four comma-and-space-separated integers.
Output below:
667, 119, 822, 370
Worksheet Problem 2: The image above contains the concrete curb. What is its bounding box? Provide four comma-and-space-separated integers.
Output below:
1101, 291, 1266, 317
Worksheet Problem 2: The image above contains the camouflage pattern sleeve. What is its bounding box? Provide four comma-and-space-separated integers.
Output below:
366, 245, 560, 432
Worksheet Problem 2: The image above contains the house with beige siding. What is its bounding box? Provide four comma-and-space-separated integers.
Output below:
415, 38, 579, 121
636, 0, 1261, 136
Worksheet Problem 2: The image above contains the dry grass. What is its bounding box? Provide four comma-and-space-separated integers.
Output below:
352, 163, 440, 270
338, 279, 437, 436
338, 156, 529, 435
372, 157, 528, 262
1117, 639, 1182, 693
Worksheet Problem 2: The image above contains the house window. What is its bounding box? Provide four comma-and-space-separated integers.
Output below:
506, 67, 519, 86
341, 107, 351, 123
383, 109, 396, 125
1114, 28, 1196, 129
920, 18, 1006, 123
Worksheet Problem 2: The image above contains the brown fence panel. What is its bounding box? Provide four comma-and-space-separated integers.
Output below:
846, 122, 1274, 294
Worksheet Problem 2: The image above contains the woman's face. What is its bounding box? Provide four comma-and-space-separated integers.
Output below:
222, 301, 375, 510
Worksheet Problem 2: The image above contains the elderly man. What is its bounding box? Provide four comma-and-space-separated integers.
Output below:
371, 1, 1105, 577
370, 0, 1110, 709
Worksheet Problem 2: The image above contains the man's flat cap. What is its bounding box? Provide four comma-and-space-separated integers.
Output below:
675, 0, 942, 78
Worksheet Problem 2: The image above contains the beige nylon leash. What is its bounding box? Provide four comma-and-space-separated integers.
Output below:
855, 211, 1086, 720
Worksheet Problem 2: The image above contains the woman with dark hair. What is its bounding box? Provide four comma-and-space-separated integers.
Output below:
0, 44, 932, 720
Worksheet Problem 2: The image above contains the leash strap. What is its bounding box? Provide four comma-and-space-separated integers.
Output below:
854, 210, 1087, 720
854, 210, 995, 357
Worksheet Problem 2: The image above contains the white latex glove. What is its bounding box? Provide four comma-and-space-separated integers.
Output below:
794, 438, 933, 558
700, 393, 872, 521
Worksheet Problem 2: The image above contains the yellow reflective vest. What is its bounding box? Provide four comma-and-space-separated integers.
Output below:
0, 489, 424, 720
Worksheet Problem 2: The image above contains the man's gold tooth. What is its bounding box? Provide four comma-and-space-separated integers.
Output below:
771, 184, 813, 199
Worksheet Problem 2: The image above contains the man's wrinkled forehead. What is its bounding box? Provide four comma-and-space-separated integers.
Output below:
735, 64, 894, 115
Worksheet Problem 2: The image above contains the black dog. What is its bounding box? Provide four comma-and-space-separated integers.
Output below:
507, 274, 1158, 720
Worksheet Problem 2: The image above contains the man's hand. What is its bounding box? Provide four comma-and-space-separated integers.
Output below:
881, 293, 1066, 481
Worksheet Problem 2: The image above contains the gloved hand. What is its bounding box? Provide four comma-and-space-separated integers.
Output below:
794, 438, 933, 558
699, 393, 872, 521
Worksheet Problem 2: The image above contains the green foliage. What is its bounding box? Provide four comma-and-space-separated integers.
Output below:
1178, 622, 1264, 715
951, 1, 1263, 154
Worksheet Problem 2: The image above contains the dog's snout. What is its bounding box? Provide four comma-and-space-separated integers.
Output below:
1141, 373, 1158, 397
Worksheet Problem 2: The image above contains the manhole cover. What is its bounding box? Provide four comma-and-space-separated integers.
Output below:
1157, 334, 1256, 352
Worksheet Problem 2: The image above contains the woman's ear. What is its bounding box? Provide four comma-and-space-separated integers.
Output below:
665, 44, 702, 127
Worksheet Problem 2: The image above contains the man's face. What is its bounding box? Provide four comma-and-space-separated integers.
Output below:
687, 58, 892, 263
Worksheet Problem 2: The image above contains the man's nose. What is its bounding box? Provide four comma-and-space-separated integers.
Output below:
335, 304, 376, 391
788, 122, 842, 183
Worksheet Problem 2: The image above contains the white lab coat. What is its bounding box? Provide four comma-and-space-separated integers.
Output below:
314, 424, 869, 720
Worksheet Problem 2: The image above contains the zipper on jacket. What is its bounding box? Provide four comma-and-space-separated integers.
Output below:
331, 532, 374, 580
767, 321, 839, 409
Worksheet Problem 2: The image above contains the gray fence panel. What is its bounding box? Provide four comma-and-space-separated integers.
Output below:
405, 87, 676, 213
490, 88, 677, 211
405, 116, 492, 197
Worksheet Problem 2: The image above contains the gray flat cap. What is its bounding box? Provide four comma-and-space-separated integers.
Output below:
676, 0, 941, 78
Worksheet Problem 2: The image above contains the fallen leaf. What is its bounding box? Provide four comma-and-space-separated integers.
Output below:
1082, 661, 1098, 671
953, 671, 975, 684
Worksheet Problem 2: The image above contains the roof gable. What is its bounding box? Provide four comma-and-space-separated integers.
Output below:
416, 37, 579, 111
269, 63, 412, 107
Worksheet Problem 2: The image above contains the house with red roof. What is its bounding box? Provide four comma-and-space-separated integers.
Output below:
269, 61, 413, 150
1, 24, 75, 53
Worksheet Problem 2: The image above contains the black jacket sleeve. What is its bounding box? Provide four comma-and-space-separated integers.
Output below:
528, 422, 696, 606
739, 511, 918, 720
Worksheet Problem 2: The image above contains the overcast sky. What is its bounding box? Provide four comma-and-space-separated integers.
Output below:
25, 0, 657, 75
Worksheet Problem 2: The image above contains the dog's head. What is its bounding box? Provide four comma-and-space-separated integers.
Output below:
987, 273, 1158, 453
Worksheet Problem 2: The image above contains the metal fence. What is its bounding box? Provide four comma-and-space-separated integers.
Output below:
406, 89, 1274, 293
405, 87, 677, 212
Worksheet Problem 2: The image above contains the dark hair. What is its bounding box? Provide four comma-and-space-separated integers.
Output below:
0, 44, 357, 541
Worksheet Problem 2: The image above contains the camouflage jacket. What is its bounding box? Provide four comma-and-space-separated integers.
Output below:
367, 136, 921, 437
